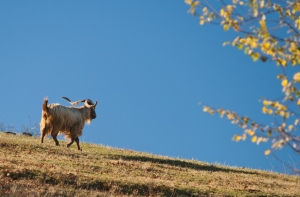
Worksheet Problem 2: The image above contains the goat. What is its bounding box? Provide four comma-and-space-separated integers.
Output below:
40, 97, 97, 150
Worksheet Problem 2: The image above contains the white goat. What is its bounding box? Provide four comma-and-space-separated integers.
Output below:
40, 97, 97, 150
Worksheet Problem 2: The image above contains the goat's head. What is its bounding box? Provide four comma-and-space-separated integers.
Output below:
62, 97, 98, 119
84, 99, 97, 119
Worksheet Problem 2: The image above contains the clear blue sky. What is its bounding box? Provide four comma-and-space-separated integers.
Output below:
0, 1, 297, 174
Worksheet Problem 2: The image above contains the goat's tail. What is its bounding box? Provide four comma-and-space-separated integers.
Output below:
42, 97, 49, 114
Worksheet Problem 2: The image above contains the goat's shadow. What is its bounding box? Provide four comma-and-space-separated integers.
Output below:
105, 154, 259, 175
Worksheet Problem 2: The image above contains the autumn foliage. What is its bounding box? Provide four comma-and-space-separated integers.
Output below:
185, 0, 300, 173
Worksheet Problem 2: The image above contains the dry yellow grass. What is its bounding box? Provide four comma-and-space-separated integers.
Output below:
0, 132, 299, 196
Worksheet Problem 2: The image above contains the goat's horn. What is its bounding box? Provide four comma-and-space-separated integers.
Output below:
84, 99, 97, 108
62, 96, 71, 102
62, 97, 86, 106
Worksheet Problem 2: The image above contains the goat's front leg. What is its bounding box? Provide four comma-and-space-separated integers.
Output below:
51, 133, 60, 146
75, 137, 82, 151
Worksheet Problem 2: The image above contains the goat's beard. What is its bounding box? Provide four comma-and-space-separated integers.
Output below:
85, 119, 92, 125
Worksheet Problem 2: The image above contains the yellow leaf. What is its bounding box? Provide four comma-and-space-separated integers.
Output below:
245, 129, 255, 136
251, 136, 257, 143
233, 135, 242, 142
279, 110, 285, 116
233, 21, 239, 31
239, 38, 246, 44
260, 0, 265, 8
257, 137, 263, 144
277, 104, 287, 111
200, 19, 205, 25
261, 42, 270, 52
295, 119, 300, 126
272, 101, 278, 108
223, 41, 230, 46
237, 44, 243, 50
297, 99, 300, 106
281, 59, 287, 67
226, 5, 234, 13
262, 106, 267, 114
217, 109, 225, 117
227, 113, 235, 120
277, 58, 286, 66
252, 53, 260, 61
193, 1, 200, 7
263, 100, 272, 106
264, 149, 271, 155
220, 8, 225, 16
284, 112, 289, 119
241, 134, 246, 140
259, 19, 267, 30
289, 42, 297, 52
294, 72, 300, 82
249, 40, 258, 48
281, 79, 288, 87
223, 24, 229, 31
293, 3, 300, 13
253, 9, 258, 17
277, 74, 283, 79
267, 109, 273, 115
185, 0, 193, 5
288, 125, 293, 131
189, 7, 195, 14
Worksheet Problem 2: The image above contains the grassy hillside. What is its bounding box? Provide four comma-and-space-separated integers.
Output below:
0, 132, 299, 197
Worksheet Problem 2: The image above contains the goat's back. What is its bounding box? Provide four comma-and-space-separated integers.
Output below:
47, 104, 84, 123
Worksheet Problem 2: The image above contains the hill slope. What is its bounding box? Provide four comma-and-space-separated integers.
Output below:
0, 132, 299, 197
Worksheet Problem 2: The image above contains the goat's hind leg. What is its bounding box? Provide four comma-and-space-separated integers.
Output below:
40, 127, 49, 143
40, 133, 45, 143
67, 138, 74, 148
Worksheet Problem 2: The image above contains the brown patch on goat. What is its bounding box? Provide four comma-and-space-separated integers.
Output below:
42, 98, 49, 114
40, 98, 50, 144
